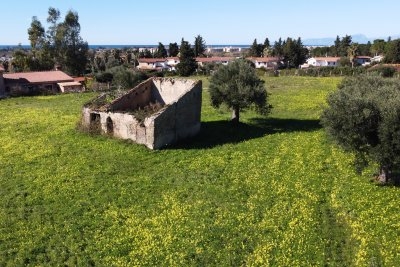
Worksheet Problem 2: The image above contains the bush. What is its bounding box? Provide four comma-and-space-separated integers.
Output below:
95, 72, 113, 83
368, 65, 396, 77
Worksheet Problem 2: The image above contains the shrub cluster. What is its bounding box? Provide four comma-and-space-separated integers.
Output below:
260, 65, 398, 78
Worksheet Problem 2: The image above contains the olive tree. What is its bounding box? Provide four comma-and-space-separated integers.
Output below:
209, 59, 270, 123
321, 75, 400, 183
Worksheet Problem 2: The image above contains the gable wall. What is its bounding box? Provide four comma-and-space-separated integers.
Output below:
110, 79, 153, 111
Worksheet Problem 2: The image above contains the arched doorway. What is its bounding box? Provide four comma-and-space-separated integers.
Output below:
106, 117, 114, 135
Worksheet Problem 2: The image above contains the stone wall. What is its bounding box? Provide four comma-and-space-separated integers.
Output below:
110, 79, 153, 111
81, 77, 202, 149
0, 71, 5, 96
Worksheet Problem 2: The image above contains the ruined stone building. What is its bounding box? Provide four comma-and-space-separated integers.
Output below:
81, 77, 202, 149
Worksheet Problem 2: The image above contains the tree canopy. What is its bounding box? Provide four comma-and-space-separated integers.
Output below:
384, 39, 400, 63
154, 42, 168, 58
248, 39, 264, 57
281, 37, 308, 68
194, 35, 206, 57
321, 75, 400, 183
176, 39, 197, 76
209, 59, 270, 123
168, 42, 179, 57
23, 7, 89, 75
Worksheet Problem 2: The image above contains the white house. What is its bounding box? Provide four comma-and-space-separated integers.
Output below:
247, 57, 281, 69
166, 57, 180, 71
223, 47, 242, 53
371, 55, 384, 63
196, 57, 234, 67
302, 57, 341, 68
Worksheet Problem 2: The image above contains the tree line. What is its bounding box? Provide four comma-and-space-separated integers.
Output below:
311, 35, 400, 63
7, 7, 400, 78
247, 37, 308, 68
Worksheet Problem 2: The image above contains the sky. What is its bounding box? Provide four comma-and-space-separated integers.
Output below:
2, 0, 400, 45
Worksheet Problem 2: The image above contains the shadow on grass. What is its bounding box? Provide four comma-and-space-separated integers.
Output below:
172, 117, 322, 149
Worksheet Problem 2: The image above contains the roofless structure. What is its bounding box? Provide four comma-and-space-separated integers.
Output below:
81, 77, 202, 149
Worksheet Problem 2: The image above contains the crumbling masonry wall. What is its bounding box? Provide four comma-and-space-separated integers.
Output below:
0, 70, 5, 96
81, 77, 202, 149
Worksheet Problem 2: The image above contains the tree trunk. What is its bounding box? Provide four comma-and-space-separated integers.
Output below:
231, 107, 240, 123
378, 165, 390, 183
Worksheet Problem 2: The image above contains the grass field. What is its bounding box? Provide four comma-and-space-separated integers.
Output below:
1, 76, 400, 266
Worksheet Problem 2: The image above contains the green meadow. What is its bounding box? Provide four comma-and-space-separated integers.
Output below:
1, 76, 400, 266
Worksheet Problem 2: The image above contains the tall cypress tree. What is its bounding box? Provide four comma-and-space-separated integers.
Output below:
154, 42, 168, 58
194, 35, 206, 57
176, 39, 197, 76
248, 39, 262, 57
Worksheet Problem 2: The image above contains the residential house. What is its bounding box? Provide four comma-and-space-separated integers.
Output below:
371, 55, 384, 63
1, 70, 82, 96
196, 57, 234, 67
356, 56, 371, 66
247, 57, 281, 69
302, 57, 341, 68
166, 57, 180, 71
137, 58, 169, 71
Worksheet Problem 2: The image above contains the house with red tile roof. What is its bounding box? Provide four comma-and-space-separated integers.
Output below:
137, 58, 169, 71
1, 70, 82, 96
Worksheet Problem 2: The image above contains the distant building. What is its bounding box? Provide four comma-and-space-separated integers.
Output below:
166, 57, 180, 71
137, 58, 169, 71
138, 47, 157, 54
301, 57, 341, 68
0, 70, 83, 96
196, 57, 234, 67
206, 47, 224, 54
247, 57, 281, 69
371, 55, 384, 63
356, 56, 371, 66
223, 47, 242, 53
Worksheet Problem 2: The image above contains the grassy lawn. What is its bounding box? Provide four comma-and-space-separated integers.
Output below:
1, 76, 400, 266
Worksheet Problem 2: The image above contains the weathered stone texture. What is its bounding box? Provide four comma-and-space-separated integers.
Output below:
81, 77, 202, 149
